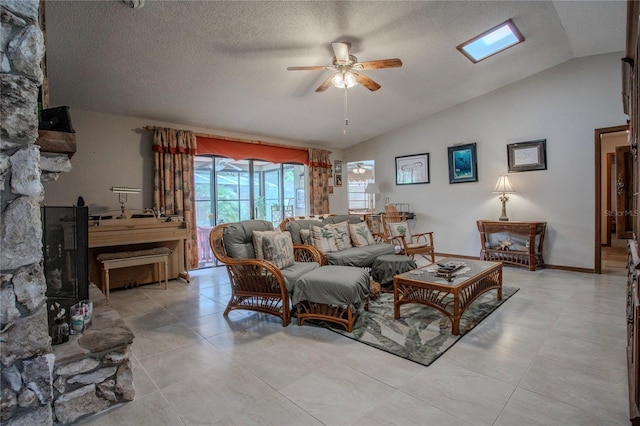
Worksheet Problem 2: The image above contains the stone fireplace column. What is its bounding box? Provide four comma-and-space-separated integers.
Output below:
0, 0, 54, 424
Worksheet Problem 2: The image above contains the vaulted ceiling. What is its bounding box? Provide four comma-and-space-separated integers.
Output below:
44, 1, 626, 149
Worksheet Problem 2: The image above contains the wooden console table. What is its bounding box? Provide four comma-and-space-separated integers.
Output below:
476, 220, 546, 271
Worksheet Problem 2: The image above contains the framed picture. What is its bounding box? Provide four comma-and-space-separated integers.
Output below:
334, 174, 342, 187
447, 143, 478, 184
396, 153, 430, 185
296, 188, 305, 208
507, 139, 547, 172
334, 160, 342, 174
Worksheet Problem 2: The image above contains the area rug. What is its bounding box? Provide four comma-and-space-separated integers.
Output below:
327, 286, 519, 366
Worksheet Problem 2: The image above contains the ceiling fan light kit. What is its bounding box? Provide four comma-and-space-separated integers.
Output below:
331, 71, 358, 89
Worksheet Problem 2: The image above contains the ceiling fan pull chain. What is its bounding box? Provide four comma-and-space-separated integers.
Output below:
343, 87, 349, 134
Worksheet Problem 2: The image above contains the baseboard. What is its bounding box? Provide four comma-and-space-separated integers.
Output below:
435, 252, 596, 274
544, 264, 595, 274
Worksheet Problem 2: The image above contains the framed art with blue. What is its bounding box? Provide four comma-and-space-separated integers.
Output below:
447, 143, 478, 184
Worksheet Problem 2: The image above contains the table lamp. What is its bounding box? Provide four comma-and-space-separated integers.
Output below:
110, 186, 141, 218
364, 183, 379, 216
492, 175, 515, 221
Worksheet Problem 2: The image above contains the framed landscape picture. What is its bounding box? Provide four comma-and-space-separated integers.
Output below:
507, 139, 547, 172
448, 143, 478, 184
396, 153, 430, 185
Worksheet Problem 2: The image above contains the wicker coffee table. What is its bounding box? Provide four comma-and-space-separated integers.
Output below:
393, 258, 502, 335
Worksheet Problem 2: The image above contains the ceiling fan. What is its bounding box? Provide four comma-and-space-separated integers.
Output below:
287, 42, 402, 92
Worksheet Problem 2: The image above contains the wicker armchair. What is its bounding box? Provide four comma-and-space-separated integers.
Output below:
209, 220, 323, 326
381, 214, 435, 263
383, 204, 407, 222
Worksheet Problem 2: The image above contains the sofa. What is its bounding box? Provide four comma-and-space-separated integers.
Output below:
279, 214, 396, 268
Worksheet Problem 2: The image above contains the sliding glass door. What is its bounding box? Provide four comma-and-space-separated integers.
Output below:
194, 156, 306, 268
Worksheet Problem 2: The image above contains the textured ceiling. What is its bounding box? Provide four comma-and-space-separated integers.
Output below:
43, 1, 626, 149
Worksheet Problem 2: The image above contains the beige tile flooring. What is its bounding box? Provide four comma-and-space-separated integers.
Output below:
78, 260, 629, 425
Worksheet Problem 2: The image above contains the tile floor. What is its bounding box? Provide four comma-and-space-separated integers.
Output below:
78, 260, 629, 425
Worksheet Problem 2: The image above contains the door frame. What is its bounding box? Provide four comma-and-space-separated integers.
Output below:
594, 124, 629, 274
605, 152, 614, 247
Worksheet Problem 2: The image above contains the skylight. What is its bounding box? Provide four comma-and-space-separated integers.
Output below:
456, 19, 524, 63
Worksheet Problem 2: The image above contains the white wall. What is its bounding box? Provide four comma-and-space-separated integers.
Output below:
345, 52, 627, 269
43, 110, 346, 215
45, 53, 623, 268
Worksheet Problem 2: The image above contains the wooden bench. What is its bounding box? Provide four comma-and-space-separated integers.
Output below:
96, 247, 172, 300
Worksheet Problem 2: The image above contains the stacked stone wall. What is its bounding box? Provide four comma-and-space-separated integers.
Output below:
0, 2, 135, 424
0, 0, 53, 424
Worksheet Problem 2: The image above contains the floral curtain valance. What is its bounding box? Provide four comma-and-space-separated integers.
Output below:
152, 128, 197, 155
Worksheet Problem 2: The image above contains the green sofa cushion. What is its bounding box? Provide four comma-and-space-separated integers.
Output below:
324, 243, 395, 268
285, 219, 324, 244
222, 220, 274, 259
292, 265, 370, 310
280, 261, 320, 293
322, 215, 362, 225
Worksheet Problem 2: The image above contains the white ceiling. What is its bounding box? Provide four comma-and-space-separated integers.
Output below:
43, 1, 626, 149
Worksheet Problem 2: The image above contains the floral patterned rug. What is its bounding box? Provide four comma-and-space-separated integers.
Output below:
328, 286, 519, 366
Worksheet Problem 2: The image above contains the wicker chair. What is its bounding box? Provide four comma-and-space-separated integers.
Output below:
209, 220, 323, 326
383, 204, 407, 223
381, 213, 435, 263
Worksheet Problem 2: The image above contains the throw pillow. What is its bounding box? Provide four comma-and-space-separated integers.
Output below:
262, 231, 295, 269
349, 222, 375, 247
387, 222, 412, 241
252, 229, 281, 259
299, 229, 312, 245
310, 225, 339, 253
332, 221, 353, 250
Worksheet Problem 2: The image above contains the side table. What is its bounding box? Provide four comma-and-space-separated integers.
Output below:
476, 220, 546, 271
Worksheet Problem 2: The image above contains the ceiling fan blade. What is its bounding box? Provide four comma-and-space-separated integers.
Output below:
354, 58, 403, 70
287, 65, 335, 71
315, 74, 334, 92
354, 72, 381, 91
332, 42, 351, 64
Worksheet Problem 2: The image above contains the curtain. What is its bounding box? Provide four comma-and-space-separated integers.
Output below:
152, 128, 198, 269
308, 148, 332, 215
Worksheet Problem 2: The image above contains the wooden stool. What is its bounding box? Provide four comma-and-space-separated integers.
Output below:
96, 247, 171, 300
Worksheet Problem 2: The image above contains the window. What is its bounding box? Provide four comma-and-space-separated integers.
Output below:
456, 19, 524, 64
347, 160, 375, 214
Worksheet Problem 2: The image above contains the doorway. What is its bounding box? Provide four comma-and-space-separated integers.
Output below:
595, 125, 630, 273
193, 156, 307, 268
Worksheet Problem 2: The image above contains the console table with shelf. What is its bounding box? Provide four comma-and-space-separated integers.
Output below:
476, 220, 546, 271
